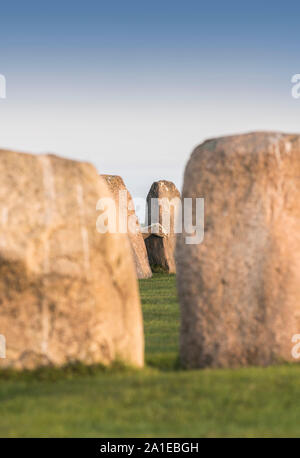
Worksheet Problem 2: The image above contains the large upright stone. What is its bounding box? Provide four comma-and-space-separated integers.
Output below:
176, 132, 300, 368
101, 175, 152, 279
145, 180, 180, 273
0, 150, 144, 370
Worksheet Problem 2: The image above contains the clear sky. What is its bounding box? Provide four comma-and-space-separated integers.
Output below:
0, 1, 300, 220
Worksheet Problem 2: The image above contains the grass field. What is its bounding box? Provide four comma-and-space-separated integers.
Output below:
0, 273, 300, 437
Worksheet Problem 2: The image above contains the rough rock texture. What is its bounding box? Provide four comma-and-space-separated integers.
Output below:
0, 150, 144, 370
146, 180, 181, 273
176, 132, 300, 369
101, 175, 152, 279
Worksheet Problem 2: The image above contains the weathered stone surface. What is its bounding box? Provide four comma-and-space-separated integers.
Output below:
146, 180, 181, 273
101, 175, 152, 279
176, 132, 300, 368
0, 150, 144, 370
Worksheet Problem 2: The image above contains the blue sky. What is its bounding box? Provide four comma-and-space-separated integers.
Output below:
0, 1, 300, 220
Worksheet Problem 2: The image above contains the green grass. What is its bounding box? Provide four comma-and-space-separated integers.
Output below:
0, 273, 300, 437
140, 273, 179, 370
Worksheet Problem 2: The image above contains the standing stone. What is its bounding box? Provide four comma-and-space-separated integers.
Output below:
101, 175, 152, 279
0, 150, 144, 370
145, 180, 181, 273
177, 132, 300, 368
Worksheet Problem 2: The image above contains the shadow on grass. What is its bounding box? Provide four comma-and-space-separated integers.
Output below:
0, 354, 184, 382
146, 353, 181, 371
0, 360, 137, 382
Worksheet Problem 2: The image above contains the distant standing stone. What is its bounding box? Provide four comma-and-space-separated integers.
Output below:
101, 175, 152, 279
145, 180, 181, 273
177, 132, 300, 368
